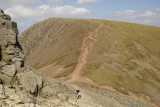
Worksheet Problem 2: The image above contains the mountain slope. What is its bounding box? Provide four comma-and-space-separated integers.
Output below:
19, 18, 160, 106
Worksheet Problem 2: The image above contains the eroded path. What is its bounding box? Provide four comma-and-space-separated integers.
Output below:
63, 20, 157, 107
65, 20, 103, 83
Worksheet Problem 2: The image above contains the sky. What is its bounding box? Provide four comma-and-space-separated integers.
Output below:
1, 0, 160, 33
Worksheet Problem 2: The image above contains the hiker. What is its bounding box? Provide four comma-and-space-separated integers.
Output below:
76, 90, 81, 99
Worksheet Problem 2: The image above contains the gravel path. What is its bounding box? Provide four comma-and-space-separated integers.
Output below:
66, 84, 156, 107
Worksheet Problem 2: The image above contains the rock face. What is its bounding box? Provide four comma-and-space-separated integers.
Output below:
0, 9, 79, 107
0, 9, 43, 97
0, 9, 18, 46
0, 9, 24, 84
17, 71, 43, 94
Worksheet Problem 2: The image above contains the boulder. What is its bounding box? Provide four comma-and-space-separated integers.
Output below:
15, 61, 22, 69
4, 86, 16, 96
0, 9, 4, 13
1, 52, 11, 63
0, 73, 12, 84
6, 45, 15, 54
17, 71, 43, 94
1, 64, 16, 77
10, 92, 32, 104
11, 57, 23, 69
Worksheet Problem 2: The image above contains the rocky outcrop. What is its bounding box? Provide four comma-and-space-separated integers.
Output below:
0, 9, 18, 47
17, 71, 43, 94
0, 9, 79, 107
0, 83, 79, 107
0, 9, 23, 84
0, 9, 43, 97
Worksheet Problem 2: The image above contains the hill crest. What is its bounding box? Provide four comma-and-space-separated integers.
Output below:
19, 17, 160, 106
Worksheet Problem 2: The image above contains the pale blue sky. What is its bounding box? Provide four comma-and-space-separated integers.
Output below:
1, 0, 160, 33
89, 0, 160, 17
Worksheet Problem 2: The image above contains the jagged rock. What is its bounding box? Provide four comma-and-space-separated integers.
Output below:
0, 52, 11, 63
15, 61, 22, 69
11, 57, 23, 69
17, 71, 43, 93
0, 9, 24, 85
9, 92, 32, 104
0, 10, 17, 46
0, 73, 12, 84
15, 52, 25, 59
0, 13, 11, 21
0, 85, 34, 106
0, 31, 17, 47
6, 44, 15, 54
0, 9, 4, 13
11, 57, 23, 62
1, 64, 16, 77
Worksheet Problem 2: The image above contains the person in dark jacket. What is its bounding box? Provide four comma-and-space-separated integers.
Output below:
76, 90, 81, 99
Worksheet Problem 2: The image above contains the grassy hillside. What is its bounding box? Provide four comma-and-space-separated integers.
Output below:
82, 20, 160, 105
19, 18, 98, 68
19, 18, 160, 106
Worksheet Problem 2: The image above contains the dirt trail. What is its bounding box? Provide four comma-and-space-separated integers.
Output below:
35, 19, 157, 107
62, 20, 157, 107
65, 20, 103, 83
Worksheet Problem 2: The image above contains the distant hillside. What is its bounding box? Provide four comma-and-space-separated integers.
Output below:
19, 18, 160, 106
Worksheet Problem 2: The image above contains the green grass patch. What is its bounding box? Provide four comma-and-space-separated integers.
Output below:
55, 63, 77, 78
37, 49, 72, 68
84, 67, 145, 95
86, 63, 101, 70
122, 61, 138, 71
64, 62, 77, 68
139, 68, 160, 83
123, 40, 143, 58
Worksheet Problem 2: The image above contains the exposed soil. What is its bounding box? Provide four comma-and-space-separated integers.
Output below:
65, 20, 103, 83
36, 19, 158, 107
